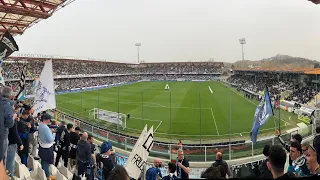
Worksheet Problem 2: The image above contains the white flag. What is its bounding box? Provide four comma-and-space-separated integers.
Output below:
33, 60, 56, 115
125, 126, 154, 179
125, 125, 147, 162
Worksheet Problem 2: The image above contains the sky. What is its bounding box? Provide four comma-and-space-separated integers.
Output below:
13, 0, 320, 63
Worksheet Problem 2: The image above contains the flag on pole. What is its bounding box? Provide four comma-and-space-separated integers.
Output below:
15, 64, 27, 101
250, 86, 274, 143
0, 31, 19, 85
124, 126, 154, 179
33, 60, 56, 115
0, 31, 19, 67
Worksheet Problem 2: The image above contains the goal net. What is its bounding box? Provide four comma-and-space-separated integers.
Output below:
89, 108, 126, 129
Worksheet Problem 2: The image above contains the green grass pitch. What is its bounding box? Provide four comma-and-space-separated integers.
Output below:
56, 81, 296, 140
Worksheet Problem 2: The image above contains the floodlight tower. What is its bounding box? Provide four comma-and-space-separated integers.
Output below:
135, 43, 141, 64
239, 38, 246, 68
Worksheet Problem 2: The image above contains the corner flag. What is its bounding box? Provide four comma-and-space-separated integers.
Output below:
250, 85, 274, 143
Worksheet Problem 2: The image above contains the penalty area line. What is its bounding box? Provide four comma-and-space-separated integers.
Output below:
210, 108, 220, 136
154, 121, 162, 133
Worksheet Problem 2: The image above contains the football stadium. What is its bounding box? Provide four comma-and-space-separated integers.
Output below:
0, 0, 320, 180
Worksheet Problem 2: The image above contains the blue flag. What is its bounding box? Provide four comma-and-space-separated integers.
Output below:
250, 86, 274, 143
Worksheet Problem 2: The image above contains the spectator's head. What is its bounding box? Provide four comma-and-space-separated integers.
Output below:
301, 141, 310, 156
75, 127, 81, 134
41, 113, 52, 125
168, 162, 176, 174
107, 165, 130, 180
81, 132, 88, 141
153, 158, 162, 168
291, 134, 302, 144
67, 123, 73, 131
201, 166, 222, 179
316, 126, 320, 134
267, 145, 287, 179
177, 149, 184, 160
21, 110, 29, 119
263, 145, 270, 158
290, 141, 302, 161
100, 141, 112, 155
218, 165, 226, 179
88, 134, 94, 144
60, 121, 66, 126
51, 121, 56, 126
1, 86, 14, 99
23, 105, 34, 115
216, 152, 223, 161
306, 144, 319, 174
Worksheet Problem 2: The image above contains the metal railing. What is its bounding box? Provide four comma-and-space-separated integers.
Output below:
56, 112, 315, 162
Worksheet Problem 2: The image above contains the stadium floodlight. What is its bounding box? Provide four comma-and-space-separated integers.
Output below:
239, 38, 246, 68
135, 43, 141, 64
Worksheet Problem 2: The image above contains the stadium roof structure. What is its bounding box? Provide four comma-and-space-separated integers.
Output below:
0, 0, 76, 37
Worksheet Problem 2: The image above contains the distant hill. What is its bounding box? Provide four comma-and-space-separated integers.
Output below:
232, 54, 318, 69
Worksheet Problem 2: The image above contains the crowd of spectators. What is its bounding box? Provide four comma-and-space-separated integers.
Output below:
285, 87, 320, 105
2, 60, 223, 80
227, 75, 295, 101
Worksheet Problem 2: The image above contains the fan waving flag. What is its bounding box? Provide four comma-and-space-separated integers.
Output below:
250, 86, 274, 143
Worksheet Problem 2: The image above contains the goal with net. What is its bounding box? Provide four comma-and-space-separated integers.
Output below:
89, 108, 127, 129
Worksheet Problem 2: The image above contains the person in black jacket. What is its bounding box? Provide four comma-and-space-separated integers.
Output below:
6, 109, 23, 177
17, 110, 31, 165
162, 162, 177, 180
259, 145, 273, 179
76, 132, 92, 178
55, 121, 66, 150
268, 145, 296, 179
96, 141, 114, 180
24, 105, 38, 159
275, 129, 302, 165
55, 123, 72, 167
314, 126, 320, 164
69, 126, 81, 170
212, 152, 231, 178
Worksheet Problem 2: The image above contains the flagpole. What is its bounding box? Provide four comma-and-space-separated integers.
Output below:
117, 86, 120, 134
278, 74, 281, 134
199, 91, 202, 145
228, 84, 232, 160
170, 91, 172, 144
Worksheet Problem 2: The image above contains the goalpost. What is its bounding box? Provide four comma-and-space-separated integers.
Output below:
89, 108, 127, 129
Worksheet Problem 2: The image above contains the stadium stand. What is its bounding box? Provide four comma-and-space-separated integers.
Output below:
2, 58, 320, 179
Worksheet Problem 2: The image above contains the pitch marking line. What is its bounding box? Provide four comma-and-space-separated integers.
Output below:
154, 121, 162, 133
210, 108, 220, 136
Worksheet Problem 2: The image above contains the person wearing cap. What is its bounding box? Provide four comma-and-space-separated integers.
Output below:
306, 144, 320, 175
0, 86, 15, 167
76, 132, 92, 178
38, 113, 55, 179
69, 126, 81, 171
96, 141, 114, 180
